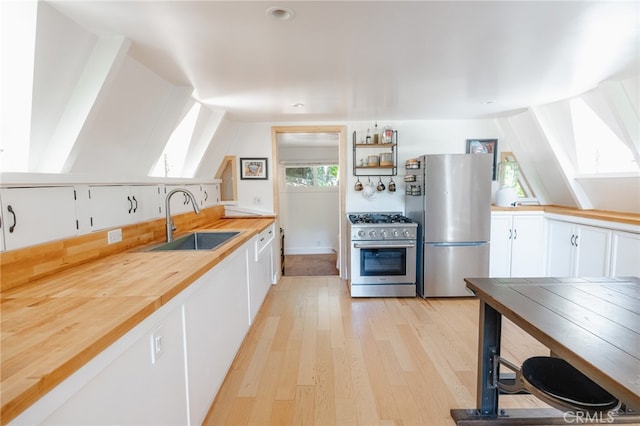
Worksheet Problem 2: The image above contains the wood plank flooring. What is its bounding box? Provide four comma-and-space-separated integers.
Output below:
204, 276, 552, 426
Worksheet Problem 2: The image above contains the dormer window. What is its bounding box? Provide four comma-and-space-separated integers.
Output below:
571, 98, 638, 175
149, 102, 201, 177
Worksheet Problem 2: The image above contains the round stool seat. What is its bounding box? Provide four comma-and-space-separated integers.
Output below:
521, 356, 620, 413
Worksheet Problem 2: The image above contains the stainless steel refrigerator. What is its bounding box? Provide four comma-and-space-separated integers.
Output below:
405, 154, 492, 297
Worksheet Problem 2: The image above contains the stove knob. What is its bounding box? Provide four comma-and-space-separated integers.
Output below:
393, 230, 400, 238
380, 230, 388, 238
357, 230, 366, 238
369, 230, 376, 238
403, 229, 412, 237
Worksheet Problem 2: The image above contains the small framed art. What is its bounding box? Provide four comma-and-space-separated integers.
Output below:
240, 158, 268, 180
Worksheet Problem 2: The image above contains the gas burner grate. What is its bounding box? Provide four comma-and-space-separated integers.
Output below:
348, 213, 414, 225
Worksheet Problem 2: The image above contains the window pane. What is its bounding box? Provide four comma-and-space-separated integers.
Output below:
285, 167, 313, 187
571, 98, 638, 173
316, 165, 339, 186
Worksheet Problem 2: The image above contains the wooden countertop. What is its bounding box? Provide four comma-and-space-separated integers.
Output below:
491, 205, 640, 226
1, 217, 274, 424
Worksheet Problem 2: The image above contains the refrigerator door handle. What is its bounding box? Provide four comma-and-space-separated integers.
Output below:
428, 242, 488, 247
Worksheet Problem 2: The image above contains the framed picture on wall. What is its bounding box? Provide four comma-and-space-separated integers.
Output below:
240, 158, 268, 180
466, 139, 498, 180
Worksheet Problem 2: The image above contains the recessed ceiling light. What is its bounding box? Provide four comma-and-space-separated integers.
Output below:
291, 103, 304, 108
482, 100, 496, 105
267, 7, 295, 21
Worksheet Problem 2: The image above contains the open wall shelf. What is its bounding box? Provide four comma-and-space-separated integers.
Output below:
352, 130, 398, 177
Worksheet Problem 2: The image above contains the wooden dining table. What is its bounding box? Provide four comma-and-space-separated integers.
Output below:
451, 276, 640, 425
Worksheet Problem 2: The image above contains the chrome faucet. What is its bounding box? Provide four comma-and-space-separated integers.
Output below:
165, 188, 201, 242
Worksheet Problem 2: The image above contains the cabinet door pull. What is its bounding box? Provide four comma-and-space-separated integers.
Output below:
204, 190, 208, 202
513, 229, 518, 240
127, 196, 133, 214
574, 235, 578, 247
570, 235, 575, 246
132, 196, 138, 213
508, 229, 512, 240
7, 205, 16, 233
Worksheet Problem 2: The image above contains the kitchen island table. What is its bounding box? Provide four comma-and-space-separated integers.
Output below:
451, 276, 640, 425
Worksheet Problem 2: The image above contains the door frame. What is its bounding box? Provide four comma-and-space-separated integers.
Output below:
271, 125, 348, 279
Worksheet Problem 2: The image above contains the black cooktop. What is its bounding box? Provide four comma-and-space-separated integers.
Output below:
348, 213, 414, 224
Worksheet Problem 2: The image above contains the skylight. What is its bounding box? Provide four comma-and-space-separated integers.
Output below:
0, 0, 37, 172
150, 102, 201, 177
570, 98, 639, 174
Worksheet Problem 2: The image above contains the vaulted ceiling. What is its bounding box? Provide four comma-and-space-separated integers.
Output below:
49, 1, 639, 122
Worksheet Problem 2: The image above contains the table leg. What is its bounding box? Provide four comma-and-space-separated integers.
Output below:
477, 301, 501, 415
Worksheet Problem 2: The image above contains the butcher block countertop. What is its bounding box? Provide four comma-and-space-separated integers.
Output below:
492, 204, 640, 226
1, 216, 275, 424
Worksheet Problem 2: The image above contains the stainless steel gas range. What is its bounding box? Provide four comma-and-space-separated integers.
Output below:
347, 212, 418, 297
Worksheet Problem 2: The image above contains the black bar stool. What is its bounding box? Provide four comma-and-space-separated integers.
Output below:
496, 356, 621, 413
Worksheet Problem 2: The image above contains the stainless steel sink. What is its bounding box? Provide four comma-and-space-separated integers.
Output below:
147, 231, 240, 251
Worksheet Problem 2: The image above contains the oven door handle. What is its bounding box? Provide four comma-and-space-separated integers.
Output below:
353, 242, 416, 249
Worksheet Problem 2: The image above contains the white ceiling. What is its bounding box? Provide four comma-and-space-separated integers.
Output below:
49, 1, 639, 122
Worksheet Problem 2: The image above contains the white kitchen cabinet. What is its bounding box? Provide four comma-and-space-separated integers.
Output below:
199, 183, 220, 208
131, 185, 163, 221
12, 292, 190, 426
183, 242, 250, 425
0, 186, 78, 251
546, 219, 611, 277
0, 192, 5, 252
41, 305, 188, 425
490, 213, 545, 277
249, 224, 275, 322
610, 231, 640, 277
85, 185, 161, 231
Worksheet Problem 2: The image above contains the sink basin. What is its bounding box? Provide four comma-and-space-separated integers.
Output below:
148, 231, 240, 251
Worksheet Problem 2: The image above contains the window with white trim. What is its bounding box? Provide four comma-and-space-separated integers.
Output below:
283, 164, 339, 189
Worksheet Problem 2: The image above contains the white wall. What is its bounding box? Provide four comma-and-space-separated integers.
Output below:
205, 119, 507, 216
279, 188, 339, 254
30, 1, 97, 169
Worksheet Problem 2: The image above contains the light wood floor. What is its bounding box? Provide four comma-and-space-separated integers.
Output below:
203, 276, 552, 426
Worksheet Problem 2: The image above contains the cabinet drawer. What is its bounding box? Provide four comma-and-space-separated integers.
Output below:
255, 224, 275, 255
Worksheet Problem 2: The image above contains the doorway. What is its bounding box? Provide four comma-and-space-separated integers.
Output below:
271, 126, 347, 278
284, 254, 340, 276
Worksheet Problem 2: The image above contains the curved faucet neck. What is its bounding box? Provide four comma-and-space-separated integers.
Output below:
165, 188, 201, 242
